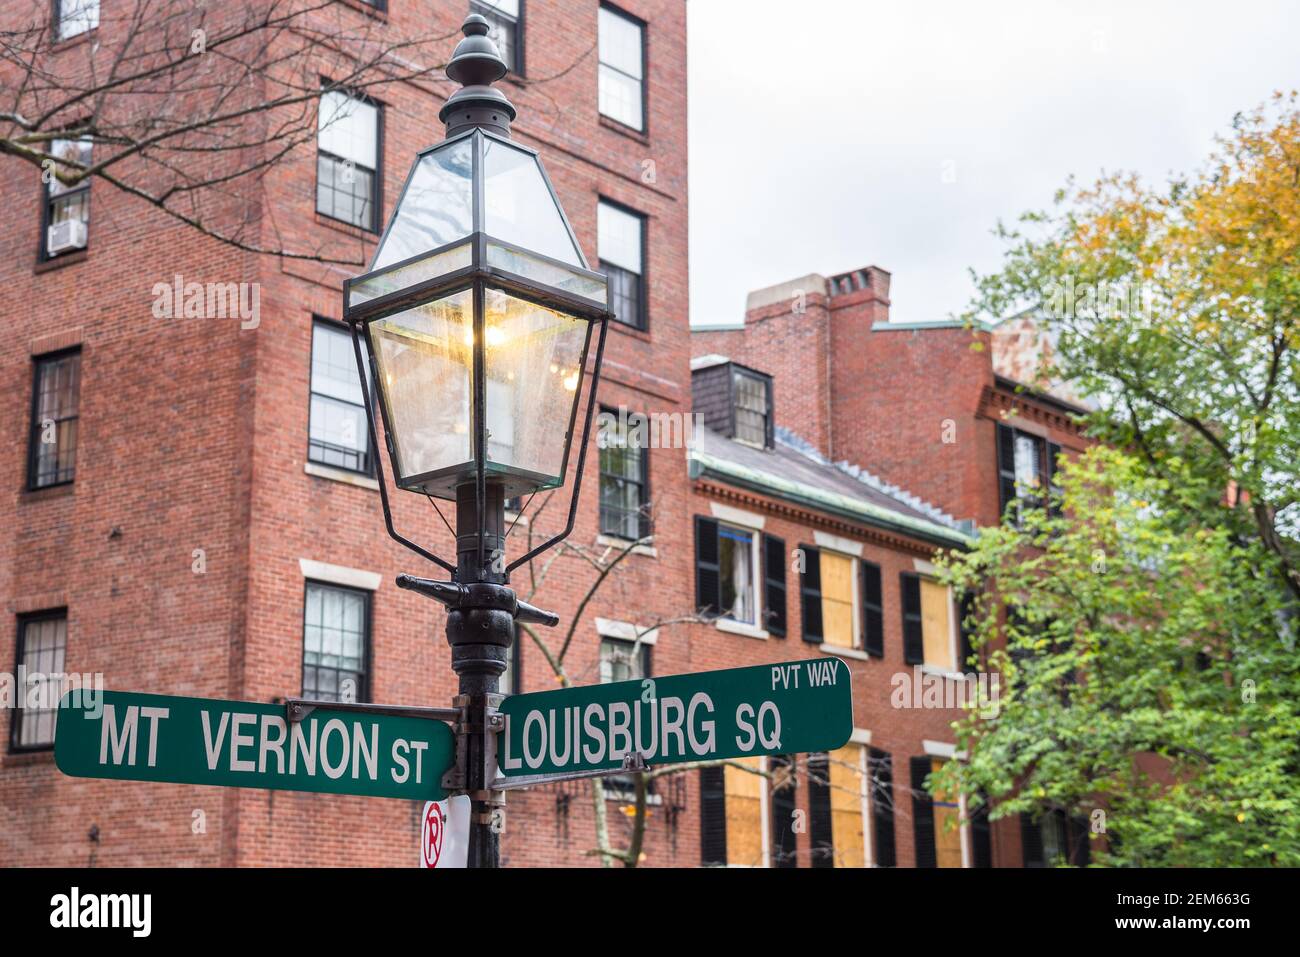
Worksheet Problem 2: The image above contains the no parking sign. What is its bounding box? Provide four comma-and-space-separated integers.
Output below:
420, 795, 470, 868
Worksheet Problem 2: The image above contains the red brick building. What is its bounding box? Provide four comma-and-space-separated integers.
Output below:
1, 0, 700, 868
690, 270, 1095, 867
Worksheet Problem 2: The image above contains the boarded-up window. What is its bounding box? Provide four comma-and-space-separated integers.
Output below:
829, 744, 866, 867
820, 552, 855, 648
920, 579, 955, 672
931, 757, 964, 868
724, 757, 766, 867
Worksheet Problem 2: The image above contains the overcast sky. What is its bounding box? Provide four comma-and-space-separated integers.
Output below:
687, 0, 1300, 327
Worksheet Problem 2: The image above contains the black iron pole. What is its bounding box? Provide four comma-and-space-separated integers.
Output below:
449, 481, 509, 868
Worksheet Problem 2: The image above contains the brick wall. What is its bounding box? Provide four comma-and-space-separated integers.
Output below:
0, 0, 696, 868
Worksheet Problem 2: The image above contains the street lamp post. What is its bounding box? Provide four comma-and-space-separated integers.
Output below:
342, 14, 611, 868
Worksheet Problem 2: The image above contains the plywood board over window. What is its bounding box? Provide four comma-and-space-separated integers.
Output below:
820, 552, 855, 648
829, 744, 866, 867
725, 757, 766, 866
920, 579, 954, 671
931, 757, 963, 868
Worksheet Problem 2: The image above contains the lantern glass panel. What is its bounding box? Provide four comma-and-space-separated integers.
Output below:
482, 137, 582, 267
372, 137, 474, 270
367, 288, 475, 484
485, 241, 607, 304
482, 287, 590, 485
348, 241, 473, 309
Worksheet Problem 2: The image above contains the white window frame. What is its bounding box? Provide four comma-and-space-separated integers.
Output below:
709, 503, 766, 639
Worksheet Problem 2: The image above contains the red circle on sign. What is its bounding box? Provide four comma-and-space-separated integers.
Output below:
423, 803, 445, 868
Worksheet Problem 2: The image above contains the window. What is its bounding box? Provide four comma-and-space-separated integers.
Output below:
911, 756, 963, 868
598, 635, 649, 685
997, 424, 1062, 522
900, 573, 955, 671
43, 136, 91, 258
699, 758, 766, 866
800, 547, 863, 649
597, 5, 644, 130
12, 611, 68, 751
809, 746, 868, 867
55, 0, 99, 41
719, 525, 756, 624
598, 409, 649, 540
1022, 810, 1090, 867
819, 552, 855, 649
28, 349, 81, 489
317, 89, 380, 231
597, 200, 645, 329
308, 320, 372, 474
302, 582, 370, 702
732, 369, 771, 448
472, 0, 523, 75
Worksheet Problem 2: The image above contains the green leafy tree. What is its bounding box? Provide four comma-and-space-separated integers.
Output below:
936, 447, 1300, 866
937, 94, 1300, 865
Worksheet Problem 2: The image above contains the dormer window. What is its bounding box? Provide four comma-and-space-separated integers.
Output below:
732, 368, 770, 448
690, 358, 774, 450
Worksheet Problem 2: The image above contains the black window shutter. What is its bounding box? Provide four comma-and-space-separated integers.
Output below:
910, 756, 937, 868
1020, 812, 1045, 867
763, 534, 787, 637
1046, 441, 1063, 517
807, 752, 834, 868
996, 423, 1017, 519
699, 765, 727, 866
769, 755, 798, 868
694, 517, 721, 616
869, 748, 896, 867
861, 561, 884, 657
900, 572, 924, 665
1068, 814, 1091, 867
970, 798, 993, 867
958, 590, 978, 673
800, 546, 822, 643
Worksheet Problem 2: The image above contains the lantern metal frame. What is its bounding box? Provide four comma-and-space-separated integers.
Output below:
342, 128, 612, 581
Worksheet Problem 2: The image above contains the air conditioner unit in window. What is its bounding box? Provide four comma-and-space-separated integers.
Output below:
47, 219, 87, 255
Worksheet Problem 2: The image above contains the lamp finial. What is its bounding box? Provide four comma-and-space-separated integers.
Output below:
440, 13, 517, 138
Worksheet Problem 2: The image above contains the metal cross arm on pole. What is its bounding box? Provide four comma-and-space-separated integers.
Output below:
396, 574, 560, 627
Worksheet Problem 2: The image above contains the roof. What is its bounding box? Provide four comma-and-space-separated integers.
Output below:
688, 426, 974, 549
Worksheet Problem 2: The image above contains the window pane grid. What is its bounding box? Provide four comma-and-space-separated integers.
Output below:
317, 152, 375, 230
598, 7, 644, 129
599, 417, 647, 539
733, 371, 768, 446
15, 615, 68, 749
45, 136, 92, 256
602, 263, 642, 329
302, 583, 368, 703
308, 323, 373, 474
30, 352, 81, 487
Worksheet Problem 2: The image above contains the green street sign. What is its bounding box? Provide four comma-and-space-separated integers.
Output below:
498, 657, 852, 777
55, 690, 454, 801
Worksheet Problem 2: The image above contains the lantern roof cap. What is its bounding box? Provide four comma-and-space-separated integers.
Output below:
440, 14, 516, 139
